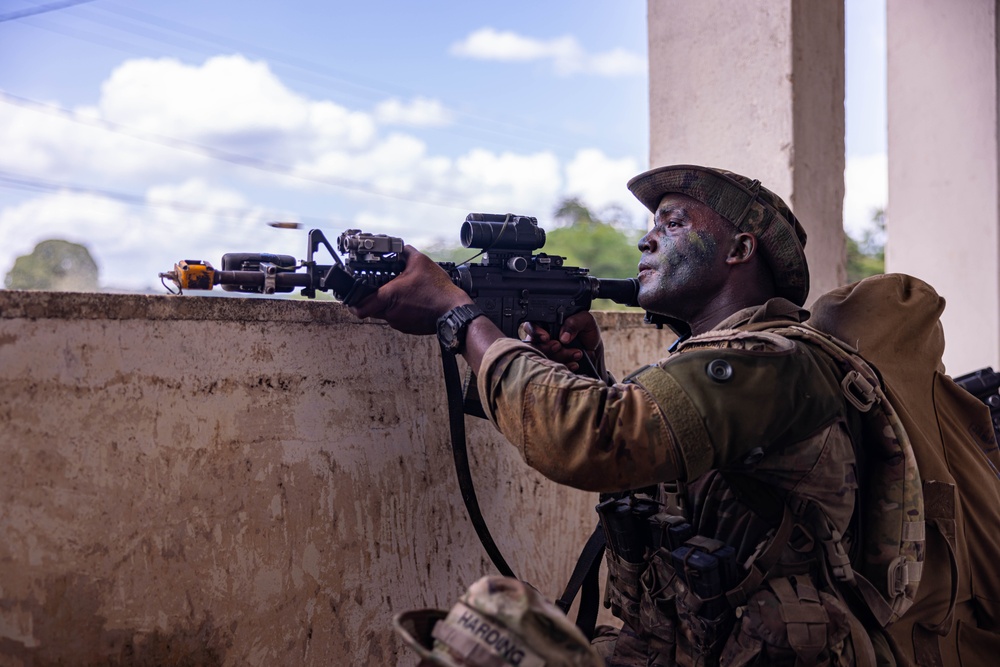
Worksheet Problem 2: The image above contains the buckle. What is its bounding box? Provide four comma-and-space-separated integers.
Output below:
841, 370, 878, 412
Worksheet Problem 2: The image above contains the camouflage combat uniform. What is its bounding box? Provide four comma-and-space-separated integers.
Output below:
476, 298, 869, 666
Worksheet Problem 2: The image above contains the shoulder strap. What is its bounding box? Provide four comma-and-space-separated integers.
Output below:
747, 322, 926, 627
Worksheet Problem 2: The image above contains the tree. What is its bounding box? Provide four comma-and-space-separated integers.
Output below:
5, 239, 100, 291
544, 197, 642, 280
846, 207, 886, 283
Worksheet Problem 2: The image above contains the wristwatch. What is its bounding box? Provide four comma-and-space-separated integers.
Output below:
436, 304, 485, 353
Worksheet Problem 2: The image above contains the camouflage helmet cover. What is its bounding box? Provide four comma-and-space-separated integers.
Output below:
393, 576, 603, 667
627, 164, 810, 306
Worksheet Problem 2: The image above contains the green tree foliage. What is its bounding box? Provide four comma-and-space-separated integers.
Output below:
846, 208, 886, 283
5, 239, 100, 291
544, 198, 642, 280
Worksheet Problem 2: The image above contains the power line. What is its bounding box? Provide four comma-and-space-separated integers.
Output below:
0, 0, 96, 23
0, 89, 473, 211
12, 1, 582, 154
89, 2, 578, 151
0, 168, 345, 229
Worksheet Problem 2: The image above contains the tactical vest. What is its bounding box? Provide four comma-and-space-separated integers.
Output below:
599, 325, 923, 667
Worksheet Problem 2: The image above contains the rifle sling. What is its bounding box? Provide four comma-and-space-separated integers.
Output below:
441, 347, 516, 578
556, 523, 606, 640
440, 346, 605, 638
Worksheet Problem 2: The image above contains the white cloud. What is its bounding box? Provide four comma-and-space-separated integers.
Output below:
449, 28, 645, 77
844, 153, 887, 237
0, 55, 379, 186
0, 180, 303, 291
588, 48, 647, 78
374, 97, 454, 127
452, 149, 563, 212
0, 53, 648, 291
564, 149, 645, 220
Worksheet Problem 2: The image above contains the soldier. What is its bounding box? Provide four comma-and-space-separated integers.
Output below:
352, 165, 883, 665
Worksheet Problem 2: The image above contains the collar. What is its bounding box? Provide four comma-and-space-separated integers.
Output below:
711, 297, 810, 331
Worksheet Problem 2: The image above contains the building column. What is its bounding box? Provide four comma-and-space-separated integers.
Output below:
887, 0, 1000, 375
647, 0, 846, 301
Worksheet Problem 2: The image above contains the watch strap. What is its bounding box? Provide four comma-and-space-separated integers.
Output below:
437, 303, 485, 352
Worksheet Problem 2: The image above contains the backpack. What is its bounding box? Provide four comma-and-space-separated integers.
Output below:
798, 273, 1000, 665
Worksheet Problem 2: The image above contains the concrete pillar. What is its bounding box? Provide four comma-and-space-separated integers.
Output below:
887, 0, 1000, 375
647, 0, 847, 302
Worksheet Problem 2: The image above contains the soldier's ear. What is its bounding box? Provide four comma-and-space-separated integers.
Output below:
726, 232, 757, 266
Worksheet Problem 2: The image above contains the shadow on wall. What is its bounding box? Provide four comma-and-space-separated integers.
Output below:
1, 574, 229, 666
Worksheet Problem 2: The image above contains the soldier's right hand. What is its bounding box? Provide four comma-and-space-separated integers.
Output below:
522, 312, 604, 374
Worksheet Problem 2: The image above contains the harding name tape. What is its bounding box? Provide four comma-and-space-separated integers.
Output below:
432, 602, 546, 667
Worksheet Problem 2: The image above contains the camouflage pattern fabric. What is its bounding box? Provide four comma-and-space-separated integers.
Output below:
478, 298, 882, 665
626, 164, 810, 306
741, 323, 925, 626
393, 576, 604, 667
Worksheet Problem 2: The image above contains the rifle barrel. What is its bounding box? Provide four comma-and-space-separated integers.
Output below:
592, 277, 640, 307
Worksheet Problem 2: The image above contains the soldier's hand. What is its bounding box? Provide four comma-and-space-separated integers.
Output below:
349, 246, 471, 335
522, 312, 603, 373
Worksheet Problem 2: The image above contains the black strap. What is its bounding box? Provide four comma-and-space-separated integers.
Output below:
556, 524, 607, 639
442, 345, 604, 637
441, 347, 515, 578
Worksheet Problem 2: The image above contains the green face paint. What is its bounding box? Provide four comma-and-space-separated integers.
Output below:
637, 196, 732, 320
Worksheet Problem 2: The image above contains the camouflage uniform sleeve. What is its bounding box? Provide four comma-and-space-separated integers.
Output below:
478, 333, 847, 490
477, 338, 687, 493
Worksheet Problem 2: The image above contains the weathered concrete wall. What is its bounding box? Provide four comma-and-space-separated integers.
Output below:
0, 291, 673, 666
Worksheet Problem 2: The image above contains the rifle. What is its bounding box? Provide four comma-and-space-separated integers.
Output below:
954, 367, 1000, 446
159, 212, 642, 340
159, 212, 643, 586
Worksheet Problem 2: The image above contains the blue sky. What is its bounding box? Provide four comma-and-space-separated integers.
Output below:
0, 0, 885, 290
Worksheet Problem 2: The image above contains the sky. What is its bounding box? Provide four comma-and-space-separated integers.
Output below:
0, 0, 886, 292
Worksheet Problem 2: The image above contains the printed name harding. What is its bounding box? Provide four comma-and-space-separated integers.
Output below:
457, 608, 527, 665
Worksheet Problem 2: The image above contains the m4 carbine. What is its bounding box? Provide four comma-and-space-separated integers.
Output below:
160, 212, 645, 583
160, 213, 642, 340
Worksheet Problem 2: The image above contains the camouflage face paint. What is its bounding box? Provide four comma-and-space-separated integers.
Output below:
637, 194, 733, 321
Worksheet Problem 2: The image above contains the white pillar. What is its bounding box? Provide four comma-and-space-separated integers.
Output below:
647, 0, 846, 302
887, 0, 1000, 375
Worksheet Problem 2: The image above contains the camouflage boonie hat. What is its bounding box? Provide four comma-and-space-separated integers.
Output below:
627, 164, 810, 306
393, 576, 604, 667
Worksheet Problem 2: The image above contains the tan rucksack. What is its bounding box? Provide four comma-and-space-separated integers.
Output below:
804, 273, 1000, 666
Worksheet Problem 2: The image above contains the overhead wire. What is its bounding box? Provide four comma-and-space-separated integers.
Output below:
0, 168, 347, 231
90, 1, 582, 151
11, 0, 583, 154
0, 0, 96, 23
0, 90, 474, 211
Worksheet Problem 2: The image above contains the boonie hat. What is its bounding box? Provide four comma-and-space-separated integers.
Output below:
627, 164, 810, 306
393, 576, 604, 667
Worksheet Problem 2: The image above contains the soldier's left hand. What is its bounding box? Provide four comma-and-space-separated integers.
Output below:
349, 246, 472, 335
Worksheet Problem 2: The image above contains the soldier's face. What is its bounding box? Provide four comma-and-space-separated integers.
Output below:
636, 194, 734, 318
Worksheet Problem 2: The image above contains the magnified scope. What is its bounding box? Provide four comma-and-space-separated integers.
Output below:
460, 213, 546, 251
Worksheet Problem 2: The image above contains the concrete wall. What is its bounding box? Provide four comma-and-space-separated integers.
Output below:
887, 0, 1000, 375
647, 0, 847, 302
0, 291, 672, 666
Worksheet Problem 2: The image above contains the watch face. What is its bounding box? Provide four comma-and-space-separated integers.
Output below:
437, 317, 459, 350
